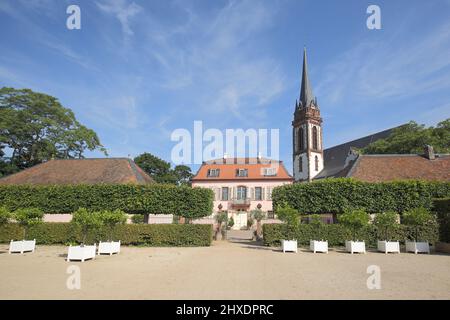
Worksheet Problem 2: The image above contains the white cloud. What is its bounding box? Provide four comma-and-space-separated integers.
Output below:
96, 0, 142, 36
316, 21, 450, 106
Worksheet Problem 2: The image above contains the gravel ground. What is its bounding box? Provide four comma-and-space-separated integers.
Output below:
0, 240, 449, 300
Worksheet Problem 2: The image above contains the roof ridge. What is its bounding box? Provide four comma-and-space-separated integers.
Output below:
325, 124, 406, 151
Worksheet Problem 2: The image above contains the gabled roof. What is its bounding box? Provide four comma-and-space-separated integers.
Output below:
316, 125, 403, 179
0, 158, 154, 185
192, 158, 293, 181
346, 154, 450, 182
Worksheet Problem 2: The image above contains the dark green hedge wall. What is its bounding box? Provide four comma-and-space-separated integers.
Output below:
0, 184, 214, 219
262, 222, 439, 248
0, 223, 212, 247
433, 198, 450, 243
272, 179, 450, 214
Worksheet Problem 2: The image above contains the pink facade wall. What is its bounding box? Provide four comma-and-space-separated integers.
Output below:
44, 214, 72, 223
192, 180, 292, 229
192, 180, 292, 213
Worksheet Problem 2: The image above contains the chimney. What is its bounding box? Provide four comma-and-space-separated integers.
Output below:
424, 145, 435, 160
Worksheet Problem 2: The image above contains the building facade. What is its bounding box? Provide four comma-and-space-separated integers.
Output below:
191, 157, 293, 229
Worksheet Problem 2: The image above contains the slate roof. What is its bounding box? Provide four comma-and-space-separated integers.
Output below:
192, 158, 293, 181
0, 158, 154, 185
316, 126, 402, 179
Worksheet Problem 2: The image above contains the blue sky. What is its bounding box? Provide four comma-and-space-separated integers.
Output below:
1, 0, 450, 173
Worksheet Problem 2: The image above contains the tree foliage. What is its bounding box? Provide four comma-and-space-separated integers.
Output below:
0, 87, 107, 176
361, 119, 450, 154
134, 152, 193, 185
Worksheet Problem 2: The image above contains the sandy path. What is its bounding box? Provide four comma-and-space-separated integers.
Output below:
0, 241, 449, 299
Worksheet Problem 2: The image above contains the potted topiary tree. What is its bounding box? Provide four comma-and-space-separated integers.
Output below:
403, 207, 433, 254
374, 211, 400, 254
309, 214, 328, 254
227, 217, 235, 230
214, 211, 228, 240
250, 208, 266, 241
98, 209, 127, 255
67, 208, 102, 262
276, 204, 299, 253
339, 209, 369, 254
10, 208, 43, 254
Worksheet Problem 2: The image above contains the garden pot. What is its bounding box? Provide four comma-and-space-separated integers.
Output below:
67, 244, 97, 262
345, 240, 366, 254
377, 240, 400, 254
310, 240, 328, 253
98, 241, 121, 255
281, 240, 297, 253
405, 241, 430, 254
9, 239, 36, 254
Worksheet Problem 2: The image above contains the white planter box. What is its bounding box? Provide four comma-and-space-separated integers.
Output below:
67, 244, 96, 262
406, 241, 430, 254
9, 240, 36, 254
98, 241, 121, 255
281, 240, 297, 253
310, 240, 328, 253
345, 240, 366, 254
377, 240, 400, 254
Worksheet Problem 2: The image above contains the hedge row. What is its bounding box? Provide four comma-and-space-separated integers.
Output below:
0, 223, 213, 247
272, 179, 450, 214
262, 223, 439, 248
434, 198, 450, 242
0, 184, 214, 219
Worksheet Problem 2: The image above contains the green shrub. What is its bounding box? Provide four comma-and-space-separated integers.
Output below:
0, 207, 11, 225
338, 209, 370, 241
0, 223, 212, 246
433, 198, 450, 242
71, 208, 103, 244
131, 214, 145, 224
262, 222, 438, 248
402, 208, 435, 242
13, 208, 44, 239
0, 184, 214, 219
373, 211, 399, 241
272, 179, 450, 214
276, 204, 300, 240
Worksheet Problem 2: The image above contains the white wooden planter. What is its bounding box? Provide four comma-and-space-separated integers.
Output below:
9, 240, 36, 254
98, 241, 121, 255
67, 244, 96, 262
377, 240, 400, 254
281, 240, 297, 253
310, 240, 328, 253
345, 241, 366, 254
405, 241, 430, 254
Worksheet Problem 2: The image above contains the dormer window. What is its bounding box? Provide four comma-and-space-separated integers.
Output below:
207, 169, 220, 177
263, 168, 277, 176
236, 169, 248, 177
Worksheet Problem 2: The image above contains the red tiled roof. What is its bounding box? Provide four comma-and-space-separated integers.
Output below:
348, 155, 450, 182
0, 158, 154, 185
192, 158, 293, 181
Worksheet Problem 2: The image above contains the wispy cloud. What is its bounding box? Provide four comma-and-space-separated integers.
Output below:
316, 21, 450, 106
96, 0, 142, 36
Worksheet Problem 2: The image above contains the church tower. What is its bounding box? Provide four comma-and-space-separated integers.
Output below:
292, 48, 324, 182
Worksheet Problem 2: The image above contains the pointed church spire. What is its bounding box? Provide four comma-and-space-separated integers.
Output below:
299, 47, 315, 108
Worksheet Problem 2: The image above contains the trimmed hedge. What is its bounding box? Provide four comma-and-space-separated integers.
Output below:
272, 179, 450, 214
434, 198, 450, 242
263, 221, 439, 248
0, 223, 213, 247
0, 184, 214, 219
